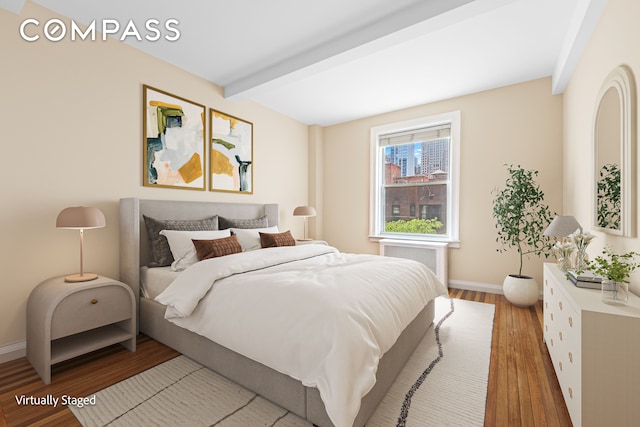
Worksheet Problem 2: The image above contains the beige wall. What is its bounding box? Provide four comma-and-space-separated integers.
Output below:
0, 3, 309, 347
10, 0, 632, 352
563, 0, 640, 294
321, 78, 564, 288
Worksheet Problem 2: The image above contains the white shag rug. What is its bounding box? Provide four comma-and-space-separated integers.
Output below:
70, 297, 494, 427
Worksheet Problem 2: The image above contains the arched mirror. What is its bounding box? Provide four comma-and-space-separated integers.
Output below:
593, 65, 636, 236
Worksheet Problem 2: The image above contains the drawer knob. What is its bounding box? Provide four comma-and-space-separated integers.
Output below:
551, 288, 554, 295
545, 302, 548, 309
568, 317, 573, 327
91, 299, 98, 305
559, 361, 563, 371
568, 387, 573, 399
559, 301, 563, 310
559, 331, 563, 341
550, 313, 554, 321
550, 338, 554, 347
568, 352, 573, 363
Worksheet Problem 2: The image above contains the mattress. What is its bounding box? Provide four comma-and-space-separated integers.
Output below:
140, 266, 179, 299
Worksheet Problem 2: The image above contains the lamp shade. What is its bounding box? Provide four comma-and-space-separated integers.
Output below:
293, 206, 316, 217
56, 206, 106, 229
543, 215, 582, 237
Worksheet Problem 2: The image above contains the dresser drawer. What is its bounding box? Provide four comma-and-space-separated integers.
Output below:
543, 278, 560, 355
544, 269, 581, 423
51, 284, 132, 339
560, 368, 581, 427
553, 326, 581, 420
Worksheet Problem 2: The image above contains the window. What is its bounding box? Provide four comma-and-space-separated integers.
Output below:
369, 111, 460, 243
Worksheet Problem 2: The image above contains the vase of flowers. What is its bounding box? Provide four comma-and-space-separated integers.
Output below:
568, 230, 595, 271
587, 246, 640, 305
553, 241, 575, 272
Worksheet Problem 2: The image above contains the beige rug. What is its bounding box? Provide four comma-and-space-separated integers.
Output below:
70, 297, 494, 426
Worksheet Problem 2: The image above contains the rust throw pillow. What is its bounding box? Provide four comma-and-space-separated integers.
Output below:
192, 235, 243, 260
259, 230, 296, 248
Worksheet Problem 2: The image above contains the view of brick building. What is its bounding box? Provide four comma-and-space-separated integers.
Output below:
383, 139, 449, 233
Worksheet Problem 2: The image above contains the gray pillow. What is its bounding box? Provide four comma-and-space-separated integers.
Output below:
143, 215, 219, 266
219, 215, 269, 230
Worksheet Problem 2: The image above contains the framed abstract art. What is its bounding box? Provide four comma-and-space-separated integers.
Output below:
143, 85, 206, 190
209, 109, 254, 194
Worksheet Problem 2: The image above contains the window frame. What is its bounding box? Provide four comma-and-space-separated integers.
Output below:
369, 111, 461, 245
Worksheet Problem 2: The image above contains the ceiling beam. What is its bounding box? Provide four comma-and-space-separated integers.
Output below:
224, 0, 515, 100
551, 0, 608, 95
0, 0, 26, 14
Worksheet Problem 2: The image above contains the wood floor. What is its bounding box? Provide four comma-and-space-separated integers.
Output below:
448, 289, 572, 427
0, 289, 572, 427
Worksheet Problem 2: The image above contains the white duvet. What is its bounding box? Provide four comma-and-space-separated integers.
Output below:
155, 244, 446, 427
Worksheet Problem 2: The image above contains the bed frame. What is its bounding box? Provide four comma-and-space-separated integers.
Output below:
119, 197, 434, 426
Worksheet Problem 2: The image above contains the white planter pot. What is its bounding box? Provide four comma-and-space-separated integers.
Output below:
503, 275, 539, 307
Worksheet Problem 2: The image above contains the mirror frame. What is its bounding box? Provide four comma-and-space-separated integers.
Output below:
593, 65, 637, 236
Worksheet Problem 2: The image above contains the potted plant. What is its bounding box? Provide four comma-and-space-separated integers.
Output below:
492, 164, 555, 306
586, 245, 639, 305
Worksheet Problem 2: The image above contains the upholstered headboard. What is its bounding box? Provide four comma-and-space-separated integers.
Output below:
119, 198, 279, 305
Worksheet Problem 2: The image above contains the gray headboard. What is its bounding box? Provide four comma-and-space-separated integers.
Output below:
119, 198, 279, 304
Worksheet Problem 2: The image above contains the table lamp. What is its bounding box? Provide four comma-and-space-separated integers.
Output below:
56, 206, 106, 282
543, 215, 582, 241
293, 205, 316, 241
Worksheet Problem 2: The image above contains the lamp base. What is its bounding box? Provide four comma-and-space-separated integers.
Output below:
64, 273, 99, 283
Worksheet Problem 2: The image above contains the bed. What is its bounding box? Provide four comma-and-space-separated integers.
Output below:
119, 198, 446, 426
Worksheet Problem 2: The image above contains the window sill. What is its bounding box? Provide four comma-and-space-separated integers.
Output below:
368, 235, 460, 249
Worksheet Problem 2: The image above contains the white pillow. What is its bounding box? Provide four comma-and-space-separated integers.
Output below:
230, 226, 279, 251
160, 229, 231, 271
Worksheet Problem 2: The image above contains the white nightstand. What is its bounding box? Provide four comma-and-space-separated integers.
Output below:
27, 275, 136, 384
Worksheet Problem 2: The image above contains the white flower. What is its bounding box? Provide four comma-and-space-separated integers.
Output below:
568, 230, 595, 250
554, 241, 575, 258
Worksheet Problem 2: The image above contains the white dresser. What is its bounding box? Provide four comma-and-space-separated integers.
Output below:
543, 263, 640, 427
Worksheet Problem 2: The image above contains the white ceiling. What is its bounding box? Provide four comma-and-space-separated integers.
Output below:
9, 0, 607, 125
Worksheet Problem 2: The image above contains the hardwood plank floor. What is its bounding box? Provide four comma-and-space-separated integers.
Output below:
448, 288, 572, 427
0, 335, 179, 427
0, 290, 571, 426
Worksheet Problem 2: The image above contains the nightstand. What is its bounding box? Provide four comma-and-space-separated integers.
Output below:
27, 275, 136, 384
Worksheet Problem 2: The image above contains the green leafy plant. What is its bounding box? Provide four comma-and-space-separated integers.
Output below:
596, 163, 621, 229
492, 164, 555, 277
586, 245, 640, 283
385, 218, 443, 234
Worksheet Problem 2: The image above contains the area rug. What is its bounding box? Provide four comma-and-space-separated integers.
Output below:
70, 297, 494, 427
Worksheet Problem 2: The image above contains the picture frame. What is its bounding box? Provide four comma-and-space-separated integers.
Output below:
142, 85, 206, 190
209, 109, 254, 194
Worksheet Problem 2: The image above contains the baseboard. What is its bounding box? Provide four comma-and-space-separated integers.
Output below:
449, 280, 504, 294
448, 279, 543, 299
0, 340, 26, 364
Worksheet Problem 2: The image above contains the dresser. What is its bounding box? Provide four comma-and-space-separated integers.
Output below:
27, 276, 136, 384
543, 263, 640, 426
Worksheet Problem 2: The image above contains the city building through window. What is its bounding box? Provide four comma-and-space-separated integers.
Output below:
369, 111, 460, 243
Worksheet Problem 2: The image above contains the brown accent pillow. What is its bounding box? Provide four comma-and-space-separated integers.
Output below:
259, 230, 296, 248
192, 235, 243, 260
